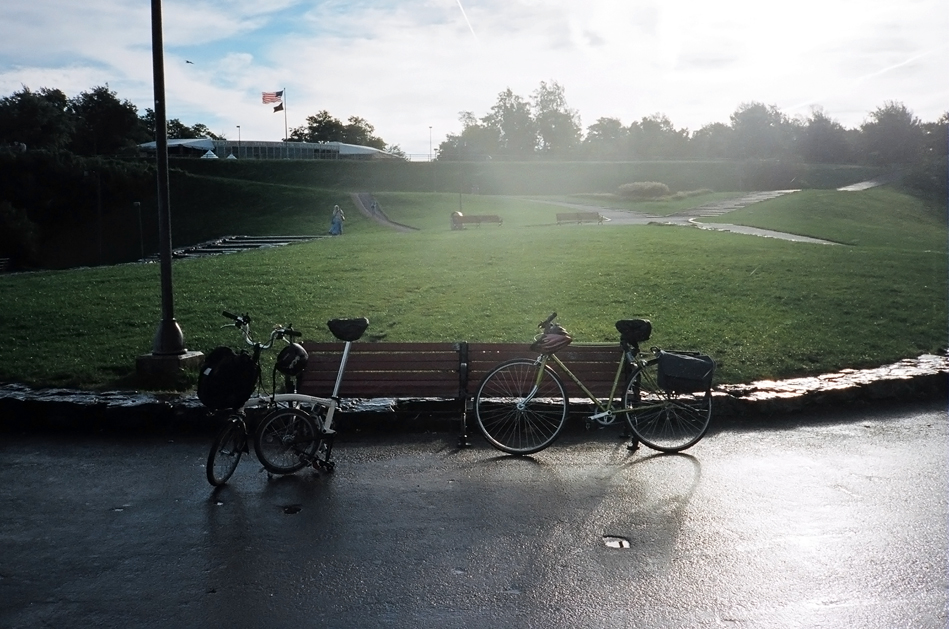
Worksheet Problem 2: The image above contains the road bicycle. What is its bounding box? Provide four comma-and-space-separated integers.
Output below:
473, 313, 714, 456
204, 311, 368, 486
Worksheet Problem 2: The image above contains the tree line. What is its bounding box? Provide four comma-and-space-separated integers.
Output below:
0, 85, 398, 156
0, 85, 224, 157
437, 81, 947, 169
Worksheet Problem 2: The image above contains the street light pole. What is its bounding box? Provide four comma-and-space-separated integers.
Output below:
149, 0, 184, 356
236, 125, 241, 159
429, 126, 432, 161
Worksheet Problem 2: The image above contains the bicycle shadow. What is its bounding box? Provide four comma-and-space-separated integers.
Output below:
591, 450, 703, 566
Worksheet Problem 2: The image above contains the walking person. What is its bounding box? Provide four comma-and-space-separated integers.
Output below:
329, 204, 345, 235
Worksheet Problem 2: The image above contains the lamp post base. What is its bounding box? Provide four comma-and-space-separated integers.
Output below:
136, 350, 205, 380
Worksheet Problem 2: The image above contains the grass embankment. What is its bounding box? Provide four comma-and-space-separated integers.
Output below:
0, 185, 944, 390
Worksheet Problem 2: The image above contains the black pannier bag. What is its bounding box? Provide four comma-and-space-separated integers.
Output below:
197, 346, 260, 410
657, 351, 714, 393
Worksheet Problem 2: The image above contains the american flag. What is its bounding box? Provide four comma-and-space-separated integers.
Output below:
261, 91, 283, 104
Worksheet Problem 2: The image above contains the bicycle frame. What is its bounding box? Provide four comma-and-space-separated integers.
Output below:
529, 345, 658, 422
244, 337, 358, 435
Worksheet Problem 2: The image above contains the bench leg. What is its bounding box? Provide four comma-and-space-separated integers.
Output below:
457, 402, 472, 448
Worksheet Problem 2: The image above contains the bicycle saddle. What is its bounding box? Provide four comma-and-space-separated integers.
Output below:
327, 317, 369, 342
615, 319, 652, 344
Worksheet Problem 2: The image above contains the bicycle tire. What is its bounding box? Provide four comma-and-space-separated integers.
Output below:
624, 360, 711, 452
206, 419, 246, 486
474, 359, 569, 455
254, 408, 319, 475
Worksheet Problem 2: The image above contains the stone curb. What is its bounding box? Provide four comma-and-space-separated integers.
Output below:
1, 355, 945, 435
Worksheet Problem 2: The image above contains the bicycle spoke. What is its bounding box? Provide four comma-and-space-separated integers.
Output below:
475, 360, 568, 455
624, 361, 711, 452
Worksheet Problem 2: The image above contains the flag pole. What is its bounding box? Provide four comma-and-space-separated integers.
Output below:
283, 87, 288, 158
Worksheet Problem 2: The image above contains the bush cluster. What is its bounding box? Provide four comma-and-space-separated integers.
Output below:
617, 181, 671, 199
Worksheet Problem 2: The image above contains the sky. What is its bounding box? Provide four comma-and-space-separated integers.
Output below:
1, 0, 946, 158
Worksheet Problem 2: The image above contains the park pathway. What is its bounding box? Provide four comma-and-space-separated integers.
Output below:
529, 190, 843, 244
351, 193, 418, 232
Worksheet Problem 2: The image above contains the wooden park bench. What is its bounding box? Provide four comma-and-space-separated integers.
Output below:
556, 211, 603, 225
299, 340, 627, 447
451, 213, 503, 229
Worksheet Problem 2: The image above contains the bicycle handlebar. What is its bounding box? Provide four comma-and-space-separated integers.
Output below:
220, 310, 299, 349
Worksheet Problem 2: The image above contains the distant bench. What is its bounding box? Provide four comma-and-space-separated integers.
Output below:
451, 213, 503, 229
557, 211, 603, 225
299, 341, 626, 447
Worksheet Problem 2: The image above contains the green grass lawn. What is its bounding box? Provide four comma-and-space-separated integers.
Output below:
0, 183, 944, 390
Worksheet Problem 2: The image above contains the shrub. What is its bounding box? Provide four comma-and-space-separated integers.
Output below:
618, 181, 671, 199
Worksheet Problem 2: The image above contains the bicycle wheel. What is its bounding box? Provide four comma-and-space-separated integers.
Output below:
623, 360, 711, 452
474, 359, 569, 455
254, 408, 319, 475
206, 419, 246, 486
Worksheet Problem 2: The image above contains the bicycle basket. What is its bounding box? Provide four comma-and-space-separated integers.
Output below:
616, 319, 651, 344
197, 346, 259, 410
656, 350, 714, 393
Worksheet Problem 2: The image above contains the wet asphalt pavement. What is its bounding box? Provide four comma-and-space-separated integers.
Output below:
1, 401, 946, 628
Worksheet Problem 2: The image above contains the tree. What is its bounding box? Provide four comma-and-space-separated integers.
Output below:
436, 111, 500, 160
583, 117, 628, 159
532, 81, 581, 157
793, 107, 851, 164
729, 102, 794, 159
288, 111, 386, 148
690, 122, 732, 159
289, 110, 346, 143
188, 123, 222, 140
484, 88, 536, 158
860, 101, 924, 165
0, 86, 73, 151
139, 109, 222, 140
0, 200, 39, 268
920, 111, 948, 159
903, 111, 947, 198
385, 144, 408, 160
629, 114, 689, 159
69, 86, 147, 155
342, 116, 385, 149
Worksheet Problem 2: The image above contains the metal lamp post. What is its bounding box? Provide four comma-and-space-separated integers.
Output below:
136, 0, 204, 380
236, 125, 241, 159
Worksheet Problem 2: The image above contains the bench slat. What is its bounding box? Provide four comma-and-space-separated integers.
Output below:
300, 341, 628, 401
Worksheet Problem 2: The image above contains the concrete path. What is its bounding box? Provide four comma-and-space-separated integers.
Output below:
1, 402, 945, 628
529, 190, 841, 244
352, 193, 417, 232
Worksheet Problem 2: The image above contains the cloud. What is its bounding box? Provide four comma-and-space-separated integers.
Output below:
1, 0, 946, 153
